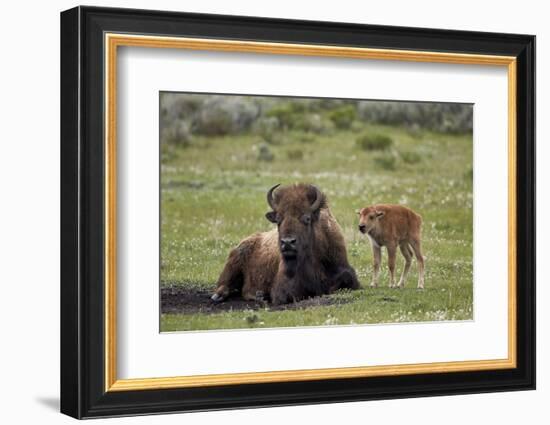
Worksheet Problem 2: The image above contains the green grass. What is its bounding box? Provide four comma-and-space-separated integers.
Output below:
160, 123, 473, 332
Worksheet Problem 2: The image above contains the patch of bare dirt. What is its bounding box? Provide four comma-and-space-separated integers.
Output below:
161, 285, 349, 315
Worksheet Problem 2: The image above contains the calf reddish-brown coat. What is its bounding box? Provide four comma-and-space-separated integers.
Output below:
212, 184, 360, 305
358, 204, 425, 289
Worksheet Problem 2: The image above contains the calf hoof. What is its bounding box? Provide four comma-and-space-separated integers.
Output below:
369, 282, 378, 288
210, 293, 225, 303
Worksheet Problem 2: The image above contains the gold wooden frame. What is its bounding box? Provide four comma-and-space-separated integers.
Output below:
104, 33, 517, 392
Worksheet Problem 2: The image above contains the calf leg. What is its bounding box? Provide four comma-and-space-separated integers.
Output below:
387, 243, 397, 288
410, 238, 425, 289
370, 243, 382, 288
397, 241, 413, 288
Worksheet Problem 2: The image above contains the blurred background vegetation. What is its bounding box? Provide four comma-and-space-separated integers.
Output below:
161, 93, 472, 148
160, 93, 473, 332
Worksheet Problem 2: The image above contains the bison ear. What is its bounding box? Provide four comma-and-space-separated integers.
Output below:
265, 211, 278, 223
375, 211, 385, 219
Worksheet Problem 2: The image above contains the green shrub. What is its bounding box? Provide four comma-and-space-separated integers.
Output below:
257, 142, 275, 162
292, 114, 334, 134
265, 105, 295, 129
357, 101, 473, 134
286, 149, 304, 161
256, 120, 284, 145
328, 105, 357, 129
265, 102, 308, 129
287, 101, 308, 114
266, 102, 334, 134
373, 152, 397, 171
356, 132, 393, 151
161, 121, 192, 147
195, 113, 233, 136
400, 150, 422, 164
194, 96, 260, 136
255, 116, 281, 144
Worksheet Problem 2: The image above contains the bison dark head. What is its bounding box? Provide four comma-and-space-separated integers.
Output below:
265, 183, 326, 268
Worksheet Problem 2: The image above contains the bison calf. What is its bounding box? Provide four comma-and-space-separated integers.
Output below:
357, 204, 425, 289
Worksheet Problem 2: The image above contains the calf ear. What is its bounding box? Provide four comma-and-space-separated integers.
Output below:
355, 209, 361, 215
265, 211, 278, 223
375, 211, 385, 218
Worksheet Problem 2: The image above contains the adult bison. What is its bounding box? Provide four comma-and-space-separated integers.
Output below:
211, 183, 360, 305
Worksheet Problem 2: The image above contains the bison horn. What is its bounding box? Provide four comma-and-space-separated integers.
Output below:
267, 184, 280, 210
309, 185, 322, 212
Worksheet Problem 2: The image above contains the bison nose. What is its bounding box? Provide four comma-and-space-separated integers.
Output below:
280, 237, 297, 250
358, 224, 366, 232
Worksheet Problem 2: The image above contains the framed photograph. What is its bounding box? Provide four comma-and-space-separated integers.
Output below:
60, 6, 535, 419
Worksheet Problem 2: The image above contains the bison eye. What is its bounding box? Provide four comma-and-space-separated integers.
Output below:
301, 215, 312, 225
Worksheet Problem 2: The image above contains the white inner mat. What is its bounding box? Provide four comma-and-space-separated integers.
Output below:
117, 46, 509, 379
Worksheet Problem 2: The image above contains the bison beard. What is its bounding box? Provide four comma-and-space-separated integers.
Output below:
211, 183, 360, 305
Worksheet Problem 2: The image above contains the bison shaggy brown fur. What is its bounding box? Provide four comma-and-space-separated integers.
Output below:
211, 183, 360, 305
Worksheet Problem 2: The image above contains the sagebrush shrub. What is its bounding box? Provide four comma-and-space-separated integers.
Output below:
400, 150, 422, 164
356, 132, 393, 151
286, 149, 304, 160
328, 105, 357, 129
373, 152, 397, 171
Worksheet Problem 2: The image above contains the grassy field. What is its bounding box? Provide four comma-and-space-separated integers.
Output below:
160, 123, 473, 332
